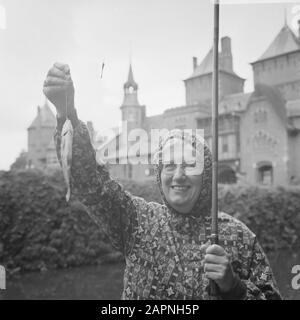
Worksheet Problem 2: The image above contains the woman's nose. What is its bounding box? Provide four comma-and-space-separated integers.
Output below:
173, 166, 186, 181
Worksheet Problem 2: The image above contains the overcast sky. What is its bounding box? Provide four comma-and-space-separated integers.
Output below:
0, 0, 298, 170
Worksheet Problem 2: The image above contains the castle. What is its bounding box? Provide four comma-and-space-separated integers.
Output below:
27, 22, 300, 185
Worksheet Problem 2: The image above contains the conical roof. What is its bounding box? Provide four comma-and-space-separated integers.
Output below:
186, 48, 243, 80
28, 100, 56, 129
191, 49, 213, 77
124, 64, 138, 89
254, 24, 300, 63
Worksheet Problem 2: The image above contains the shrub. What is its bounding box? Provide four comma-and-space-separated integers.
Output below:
218, 184, 300, 251
0, 169, 121, 276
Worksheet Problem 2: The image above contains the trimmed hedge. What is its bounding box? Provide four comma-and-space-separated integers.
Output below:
218, 184, 300, 251
0, 169, 122, 277
1, 169, 300, 276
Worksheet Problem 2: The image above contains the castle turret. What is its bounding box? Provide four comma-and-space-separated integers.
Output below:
251, 23, 300, 100
120, 64, 146, 131
184, 36, 245, 105
27, 99, 56, 168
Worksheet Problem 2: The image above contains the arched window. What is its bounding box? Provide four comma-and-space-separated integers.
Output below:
218, 165, 237, 184
257, 162, 273, 185
222, 135, 229, 153
128, 86, 134, 94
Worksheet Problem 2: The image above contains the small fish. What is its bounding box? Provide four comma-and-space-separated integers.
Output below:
61, 119, 74, 202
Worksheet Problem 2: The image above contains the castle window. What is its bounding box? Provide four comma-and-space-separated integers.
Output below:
222, 135, 229, 153
116, 135, 120, 150
257, 163, 273, 185
280, 58, 284, 68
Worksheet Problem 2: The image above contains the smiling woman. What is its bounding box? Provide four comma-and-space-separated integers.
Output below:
43, 62, 282, 300
158, 131, 204, 215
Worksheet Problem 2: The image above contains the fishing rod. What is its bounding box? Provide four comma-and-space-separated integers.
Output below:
210, 0, 220, 298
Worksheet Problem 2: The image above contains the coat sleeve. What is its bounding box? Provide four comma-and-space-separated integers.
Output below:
220, 236, 282, 300
219, 236, 282, 300
54, 116, 147, 256
241, 237, 282, 300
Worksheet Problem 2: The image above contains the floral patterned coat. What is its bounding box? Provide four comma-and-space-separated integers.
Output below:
54, 117, 282, 300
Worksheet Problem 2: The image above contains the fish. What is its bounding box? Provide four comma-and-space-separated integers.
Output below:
61, 119, 74, 202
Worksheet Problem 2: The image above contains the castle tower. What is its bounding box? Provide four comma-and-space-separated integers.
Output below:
251, 22, 300, 100
184, 36, 245, 106
120, 64, 146, 132
27, 99, 57, 168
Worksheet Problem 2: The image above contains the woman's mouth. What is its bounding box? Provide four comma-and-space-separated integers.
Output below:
171, 185, 190, 191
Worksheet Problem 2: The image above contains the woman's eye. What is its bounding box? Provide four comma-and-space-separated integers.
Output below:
164, 164, 176, 170
184, 163, 196, 168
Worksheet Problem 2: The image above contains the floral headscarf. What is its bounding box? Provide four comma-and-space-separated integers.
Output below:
153, 129, 212, 218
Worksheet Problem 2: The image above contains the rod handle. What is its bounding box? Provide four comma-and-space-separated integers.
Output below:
209, 233, 219, 298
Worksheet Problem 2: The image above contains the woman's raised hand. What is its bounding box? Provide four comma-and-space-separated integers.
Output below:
43, 62, 75, 118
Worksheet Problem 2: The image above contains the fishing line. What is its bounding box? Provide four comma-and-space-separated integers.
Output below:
65, 88, 68, 120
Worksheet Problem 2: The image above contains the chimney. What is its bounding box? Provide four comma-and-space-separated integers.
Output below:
221, 36, 233, 72
193, 57, 198, 70
36, 106, 42, 130
221, 36, 231, 55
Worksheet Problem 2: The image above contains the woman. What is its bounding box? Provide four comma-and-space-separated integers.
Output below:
44, 62, 282, 300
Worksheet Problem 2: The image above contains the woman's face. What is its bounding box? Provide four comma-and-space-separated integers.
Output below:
160, 141, 203, 214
